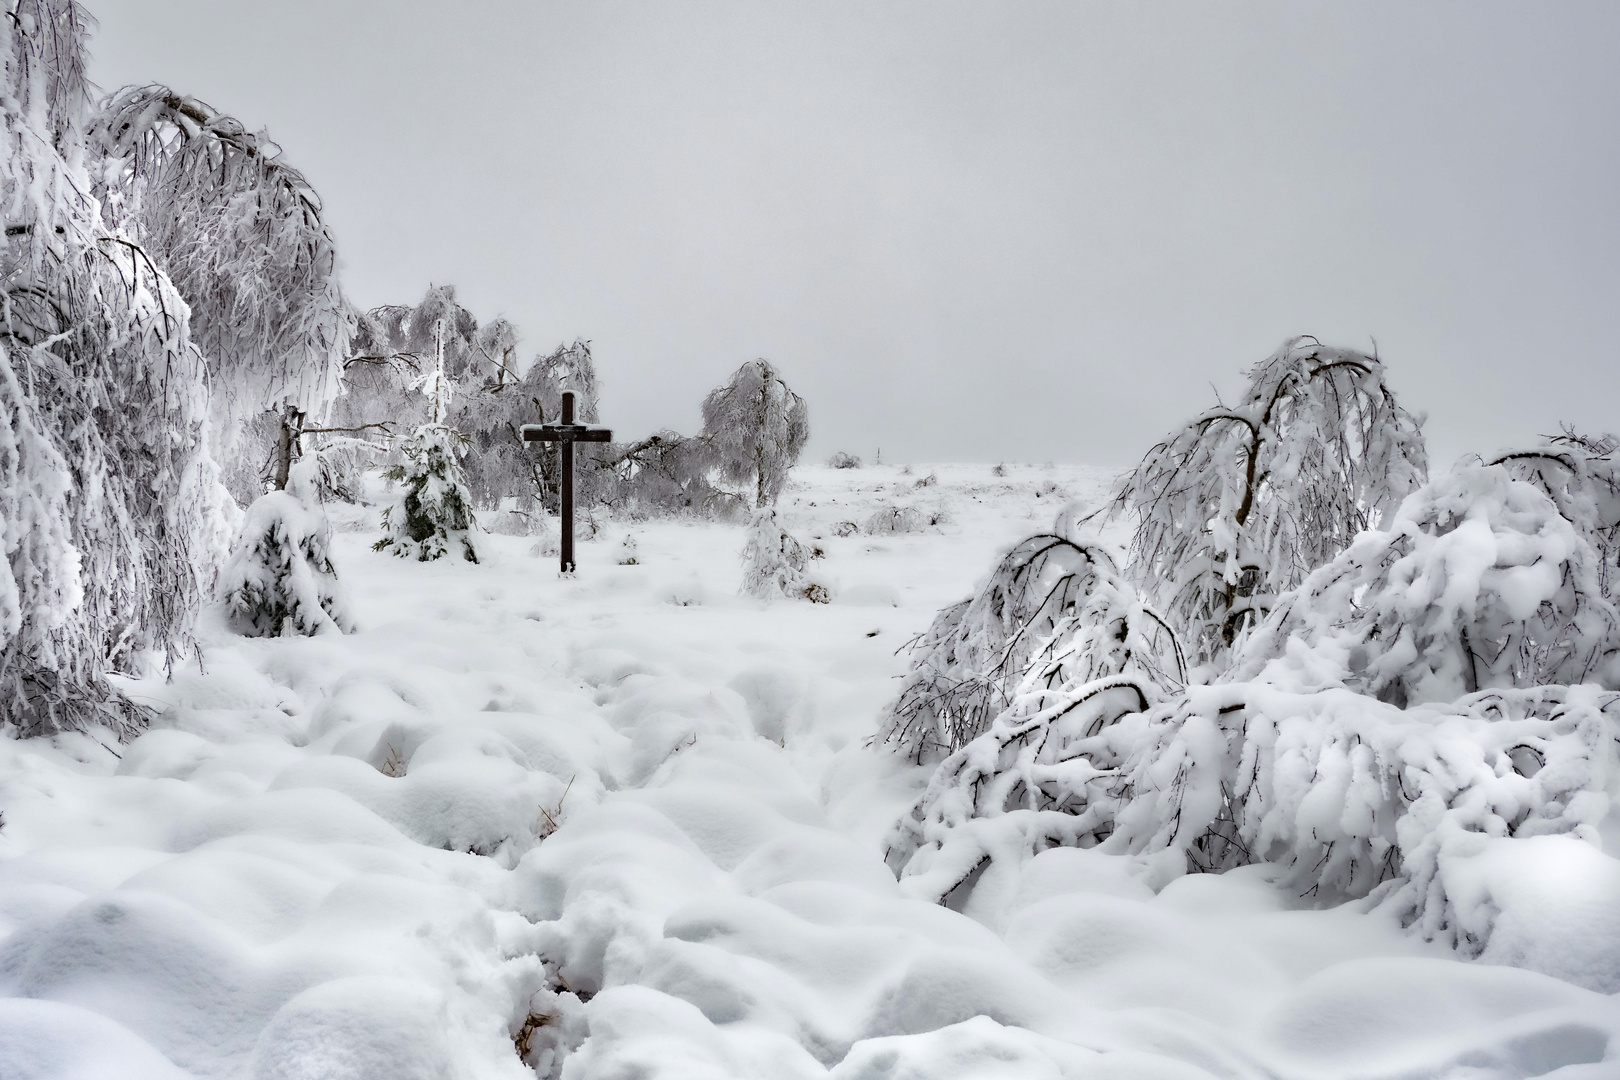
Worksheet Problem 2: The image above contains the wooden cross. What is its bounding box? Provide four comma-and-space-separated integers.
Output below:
522, 391, 611, 574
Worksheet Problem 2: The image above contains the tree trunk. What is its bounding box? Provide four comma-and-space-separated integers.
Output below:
273, 407, 305, 491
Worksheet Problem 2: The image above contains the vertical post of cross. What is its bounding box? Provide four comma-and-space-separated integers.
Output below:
559, 391, 576, 573
521, 391, 612, 576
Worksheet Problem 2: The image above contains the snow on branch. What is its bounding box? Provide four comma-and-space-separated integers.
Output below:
1491, 426, 1620, 601
1230, 464, 1620, 703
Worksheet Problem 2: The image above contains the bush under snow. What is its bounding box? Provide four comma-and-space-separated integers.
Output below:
888, 464, 1620, 966
865, 505, 927, 535
1230, 463, 1620, 701
880, 533, 1183, 761
739, 507, 829, 602
375, 424, 483, 563
217, 462, 354, 637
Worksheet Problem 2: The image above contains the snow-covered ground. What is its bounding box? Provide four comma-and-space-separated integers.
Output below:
2, 463, 1617, 1080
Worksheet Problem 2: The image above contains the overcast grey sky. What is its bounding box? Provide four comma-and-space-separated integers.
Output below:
85, 1, 1619, 468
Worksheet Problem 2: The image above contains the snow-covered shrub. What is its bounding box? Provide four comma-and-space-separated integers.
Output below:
739, 507, 828, 602
1229, 464, 1620, 703
375, 425, 482, 563
217, 462, 353, 637
880, 535, 1183, 762
885, 667, 1165, 902
617, 534, 639, 565
828, 451, 861, 469
891, 464, 1620, 960
700, 359, 809, 508
892, 676, 1618, 941
865, 505, 926, 535
1112, 336, 1427, 669
740, 506, 806, 598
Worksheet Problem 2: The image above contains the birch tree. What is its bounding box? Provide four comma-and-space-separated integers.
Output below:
1, 0, 229, 737
700, 359, 808, 508
90, 82, 353, 502
1111, 337, 1427, 669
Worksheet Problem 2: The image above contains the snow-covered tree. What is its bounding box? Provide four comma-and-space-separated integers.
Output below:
1111, 337, 1427, 669
450, 314, 526, 506
326, 285, 609, 520
217, 460, 353, 636
601, 429, 739, 520
700, 359, 808, 508
1, 0, 230, 738
880, 532, 1183, 762
888, 464, 1620, 960
317, 292, 465, 503
91, 82, 353, 503
354, 322, 607, 515
374, 424, 482, 563
514, 340, 611, 514
374, 333, 482, 562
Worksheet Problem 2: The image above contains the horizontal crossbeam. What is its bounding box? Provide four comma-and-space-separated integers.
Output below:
521, 424, 613, 443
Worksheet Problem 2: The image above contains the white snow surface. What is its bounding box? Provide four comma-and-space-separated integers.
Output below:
1, 463, 1617, 1080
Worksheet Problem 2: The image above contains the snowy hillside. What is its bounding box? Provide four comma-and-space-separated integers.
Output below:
1, 463, 1615, 1080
